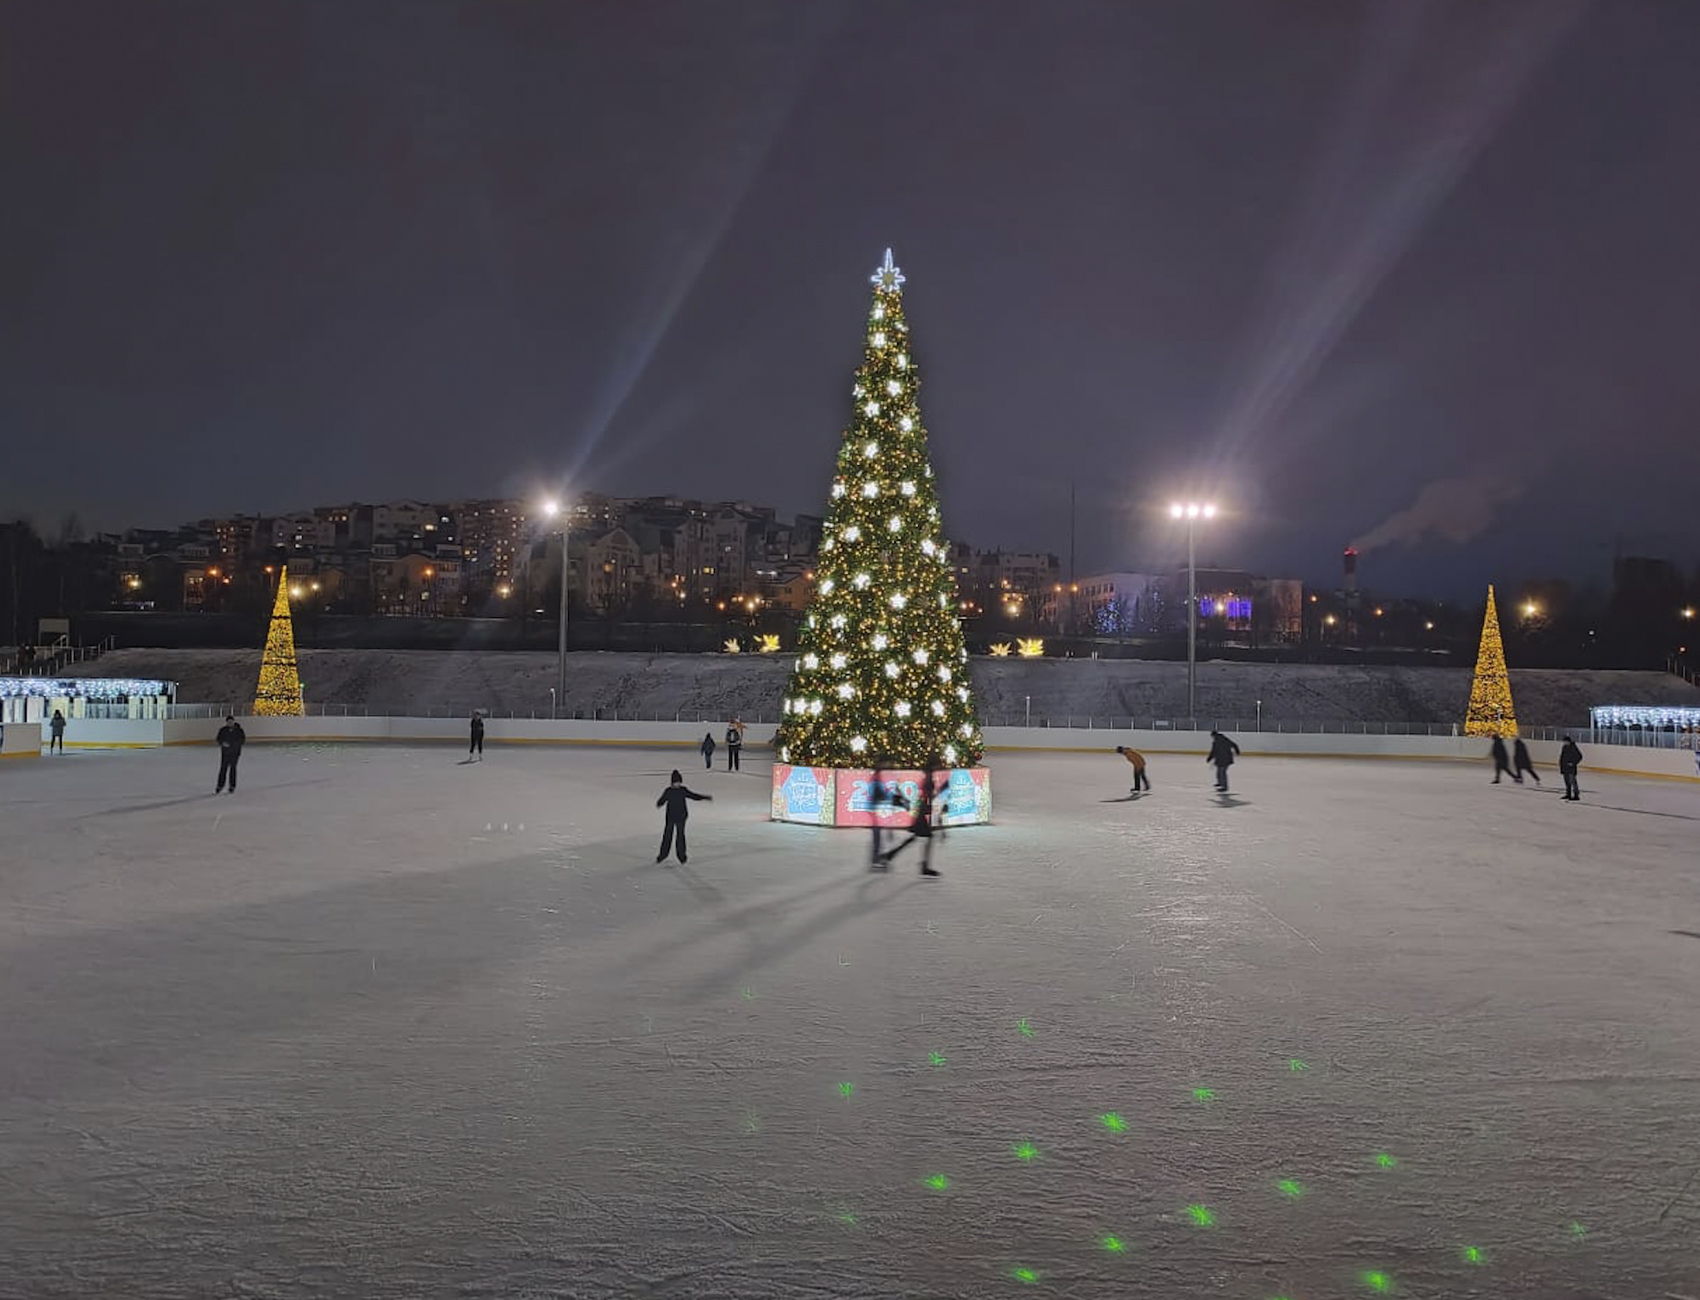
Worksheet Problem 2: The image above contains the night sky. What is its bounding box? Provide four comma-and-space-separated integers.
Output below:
6, 0, 1699, 598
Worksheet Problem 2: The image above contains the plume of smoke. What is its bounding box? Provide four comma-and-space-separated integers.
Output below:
1349, 476, 1523, 553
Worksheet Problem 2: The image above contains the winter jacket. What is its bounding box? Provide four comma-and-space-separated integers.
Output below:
1512, 740, 1535, 768
657, 784, 709, 821
49, 715, 65, 736
700, 735, 716, 756
217, 723, 246, 754
470, 717, 485, 740
725, 726, 742, 748
1489, 738, 1510, 765
1558, 741, 1583, 775
1118, 749, 1147, 772
1206, 735, 1240, 767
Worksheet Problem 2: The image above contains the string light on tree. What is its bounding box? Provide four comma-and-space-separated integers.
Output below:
1464, 584, 1519, 737
252, 567, 305, 716
774, 247, 984, 771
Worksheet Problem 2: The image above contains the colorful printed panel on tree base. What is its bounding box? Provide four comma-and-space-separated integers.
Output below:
771, 765, 990, 827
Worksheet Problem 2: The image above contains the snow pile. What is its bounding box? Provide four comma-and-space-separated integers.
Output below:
63, 647, 1700, 726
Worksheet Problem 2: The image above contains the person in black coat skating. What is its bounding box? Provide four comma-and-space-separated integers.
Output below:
877, 763, 942, 877
1558, 736, 1584, 801
469, 710, 485, 760
700, 732, 716, 770
215, 715, 246, 793
1206, 731, 1241, 792
656, 769, 712, 863
1489, 735, 1518, 784
1512, 737, 1540, 784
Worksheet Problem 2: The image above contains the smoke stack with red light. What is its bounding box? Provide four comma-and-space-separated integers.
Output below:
1343, 547, 1358, 593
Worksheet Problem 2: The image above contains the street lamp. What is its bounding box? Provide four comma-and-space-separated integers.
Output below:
541, 498, 568, 716
1169, 501, 1217, 721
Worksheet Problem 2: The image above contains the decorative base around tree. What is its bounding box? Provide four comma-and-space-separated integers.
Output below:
771, 764, 991, 827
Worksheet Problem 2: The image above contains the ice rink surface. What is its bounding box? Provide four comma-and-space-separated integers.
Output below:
2, 742, 1697, 1299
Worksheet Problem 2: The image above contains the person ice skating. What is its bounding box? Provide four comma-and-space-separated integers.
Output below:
1512, 737, 1540, 784
725, 717, 744, 771
215, 714, 246, 794
1489, 735, 1518, 784
867, 759, 910, 869
700, 732, 716, 769
48, 709, 66, 754
469, 710, 485, 760
655, 769, 711, 864
1206, 731, 1240, 792
1558, 736, 1584, 801
878, 763, 942, 877
1115, 745, 1150, 793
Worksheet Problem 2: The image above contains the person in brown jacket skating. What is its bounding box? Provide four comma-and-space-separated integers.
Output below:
1115, 745, 1150, 793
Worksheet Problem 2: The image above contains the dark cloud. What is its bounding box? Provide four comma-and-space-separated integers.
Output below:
3, 0, 1698, 598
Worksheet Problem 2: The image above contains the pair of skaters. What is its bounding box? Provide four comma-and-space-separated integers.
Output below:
653, 760, 946, 872
1113, 731, 1242, 794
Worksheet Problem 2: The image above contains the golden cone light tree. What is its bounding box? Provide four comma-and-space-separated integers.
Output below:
252, 569, 305, 716
774, 249, 982, 770
1463, 583, 1517, 737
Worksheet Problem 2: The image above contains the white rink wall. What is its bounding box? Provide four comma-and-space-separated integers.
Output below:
22, 716, 1649, 783
2, 722, 42, 758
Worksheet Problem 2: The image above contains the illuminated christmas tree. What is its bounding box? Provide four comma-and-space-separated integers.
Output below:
1463, 583, 1517, 737
252, 568, 304, 716
774, 249, 982, 769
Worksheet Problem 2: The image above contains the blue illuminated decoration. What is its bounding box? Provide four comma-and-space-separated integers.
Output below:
0, 677, 174, 700
1590, 705, 1700, 729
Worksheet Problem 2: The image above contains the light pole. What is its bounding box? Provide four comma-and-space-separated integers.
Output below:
1169, 501, 1217, 722
542, 499, 568, 717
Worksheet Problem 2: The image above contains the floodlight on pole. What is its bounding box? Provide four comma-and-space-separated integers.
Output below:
540, 496, 569, 715
1169, 500, 1218, 722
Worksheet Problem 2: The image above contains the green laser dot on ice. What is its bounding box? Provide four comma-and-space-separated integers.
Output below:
1362, 1270, 1392, 1292
1100, 1234, 1127, 1253
1192, 1087, 1215, 1102
928, 1050, 946, 1066
1012, 1267, 1039, 1284
1374, 1152, 1397, 1169
923, 1173, 950, 1190
1568, 1220, 1588, 1239
1287, 1058, 1308, 1072
1185, 1204, 1215, 1227
1011, 1141, 1039, 1162
1100, 1112, 1127, 1132
838, 1081, 854, 1098
1276, 1178, 1305, 1198
1461, 1245, 1484, 1264
1017, 1018, 1035, 1037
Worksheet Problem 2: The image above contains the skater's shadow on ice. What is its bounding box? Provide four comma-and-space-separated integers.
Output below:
1589, 803, 1700, 823
1100, 793, 1150, 803
1669, 930, 1700, 941
609, 870, 864, 978
93, 793, 230, 816
668, 864, 724, 905
680, 873, 928, 1002
1213, 794, 1249, 808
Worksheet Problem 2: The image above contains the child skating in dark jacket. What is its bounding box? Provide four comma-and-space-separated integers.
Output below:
656, 769, 712, 864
